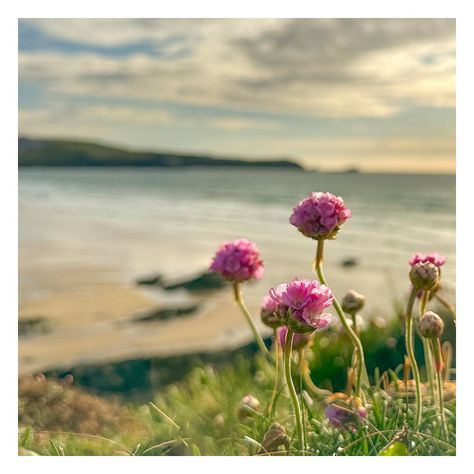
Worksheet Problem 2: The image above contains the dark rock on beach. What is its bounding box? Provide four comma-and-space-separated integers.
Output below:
19, 317, 51, 337
135, 274, 164, 285
162, 272, 226, 292
133, 304, 200, 323
136, 270, 226, 293
341, 257, 359, 268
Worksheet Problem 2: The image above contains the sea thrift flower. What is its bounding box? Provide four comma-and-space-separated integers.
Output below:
289, 192, 352, 240
419, 311, 445, 339
277, 326, 314, 351
341, 289, 365, 315
409, 262, 439, 291
209, 239, 264, 282
269, 279, 333, 334
325, 394, 367, 431
237, 394, 260, 420
409, 252, 446, 268
260, 295, 281, 329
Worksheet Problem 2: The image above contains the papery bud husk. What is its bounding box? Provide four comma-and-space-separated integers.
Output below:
409, 262, 439, 290
261, 309, 282, 329
341, 289, 365, 314
259, 422, 290, 454
419, 311, 444, 339
237, 394, 260, 420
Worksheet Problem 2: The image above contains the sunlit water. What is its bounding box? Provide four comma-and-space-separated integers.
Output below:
19, 168, 455, 313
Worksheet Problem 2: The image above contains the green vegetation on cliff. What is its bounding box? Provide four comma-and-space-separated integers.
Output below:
18, 137, 304, 169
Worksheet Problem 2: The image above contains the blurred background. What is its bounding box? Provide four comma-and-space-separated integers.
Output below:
18, 19, 455, 397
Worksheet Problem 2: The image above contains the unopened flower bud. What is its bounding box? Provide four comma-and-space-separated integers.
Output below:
259, 422, 290, 454
260, 295, 281, 329
237, 394, 260, 420
419, 311, 444, 339
409, 262, 439, 290
341, 289, 365, 314
213, 413, 225, 428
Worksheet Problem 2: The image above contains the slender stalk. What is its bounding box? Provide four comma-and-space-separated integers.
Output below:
351, 313, 358, 335
233, 282, 269, 356
419, 291, 435, 402
301, 351, 332, 398
422, 338, 435, 402
284, 329, 305, 455
297, 351, 307, 452
314, 239, 368, 397
350, 313, 359, 389
267, 328, 281, 417
435, 293, 456, 322
430, 337, 448, 440
405, 286, 423, 428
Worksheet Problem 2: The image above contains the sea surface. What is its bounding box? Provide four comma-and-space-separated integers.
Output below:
19, 167, 455, 310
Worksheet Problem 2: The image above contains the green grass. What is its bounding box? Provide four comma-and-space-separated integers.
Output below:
18, 303, 456, 456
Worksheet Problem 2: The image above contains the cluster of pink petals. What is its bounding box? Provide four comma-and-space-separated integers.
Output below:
409, 252, 446, 268
289, 192, 352, 239
269, 279, 333, 331
209, 239, 264, 282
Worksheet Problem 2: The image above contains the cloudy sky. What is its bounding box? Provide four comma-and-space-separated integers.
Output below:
18, 19, 455, 172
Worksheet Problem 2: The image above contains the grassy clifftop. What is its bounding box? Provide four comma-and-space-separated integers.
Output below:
18, 137, 303, 169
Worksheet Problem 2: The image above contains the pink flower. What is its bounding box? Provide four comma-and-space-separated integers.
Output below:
289, 192, 352, 240
277, 326, 314, 350
209, 239, 264, 282
325, 396, 367, 432
269, 279, 333, 334
409, 252, 446, 268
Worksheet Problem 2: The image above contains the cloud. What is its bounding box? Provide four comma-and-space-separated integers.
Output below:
19, 105, 173, 142
19, 19, 455, 119
18, 103, 278, 137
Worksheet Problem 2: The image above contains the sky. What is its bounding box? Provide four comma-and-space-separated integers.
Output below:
18, 18, 456, 173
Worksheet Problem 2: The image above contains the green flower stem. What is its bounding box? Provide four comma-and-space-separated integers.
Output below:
284, 329, 305, 455
419, 291, 435, 402
405, 286, 423, 428
434, 293, 456, 322
350, 313, 359, 391
301, 351, 332, 398
430, 337, 449, 440
267, 329, 281, 417
351, 313, 358, 335
233, 282, 269, 357
314, 239, 368, 397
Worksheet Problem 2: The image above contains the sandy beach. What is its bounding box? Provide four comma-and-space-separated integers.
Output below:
19, 277, 274, 375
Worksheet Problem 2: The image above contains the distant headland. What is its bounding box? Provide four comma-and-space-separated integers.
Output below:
18, 137, 304, 169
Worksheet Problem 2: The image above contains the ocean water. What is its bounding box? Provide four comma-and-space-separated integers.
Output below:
19, 168, 455, 313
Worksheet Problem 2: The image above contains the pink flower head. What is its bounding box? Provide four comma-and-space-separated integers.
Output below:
209, 239, 264, 282
325, 396, 367, 432
269, 278, 333, 334
409, 252, 446, 268
277, 326, 314, 350
289, 192, 352, 240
